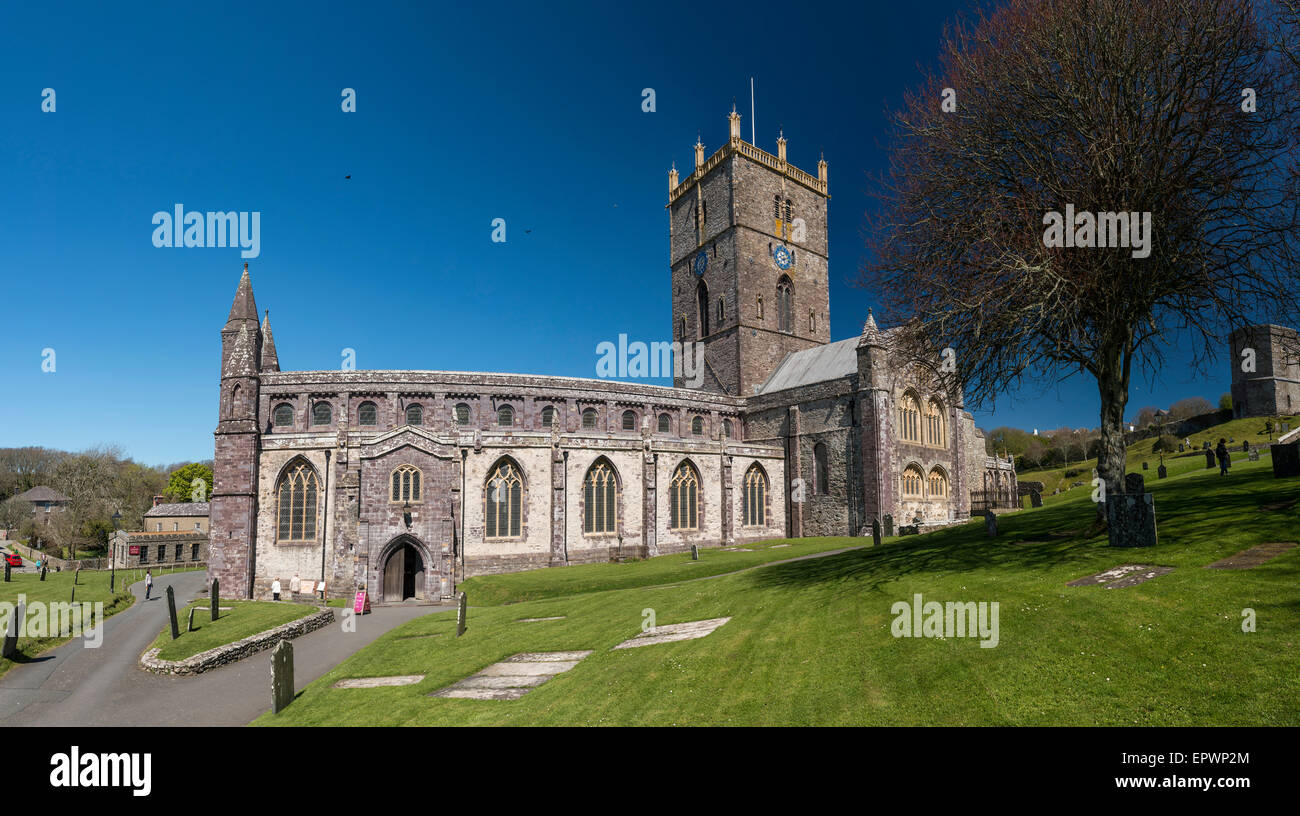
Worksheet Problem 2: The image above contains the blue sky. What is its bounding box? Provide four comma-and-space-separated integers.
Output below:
0, 0, 1239, 465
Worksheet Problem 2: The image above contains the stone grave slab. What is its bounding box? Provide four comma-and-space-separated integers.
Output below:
1067, 564, 1173, 588
516, 616, 566, 622
612, 617, 731, 649
333, 675, 425, 689
431, 650, 593, 700
1204, 542, 1297, 570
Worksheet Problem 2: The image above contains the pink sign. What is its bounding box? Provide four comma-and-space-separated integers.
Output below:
353, 590, 370, 614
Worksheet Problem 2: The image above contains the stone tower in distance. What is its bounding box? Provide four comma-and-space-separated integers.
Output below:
668, 107, 830, 395
1229, 324, 1300, 418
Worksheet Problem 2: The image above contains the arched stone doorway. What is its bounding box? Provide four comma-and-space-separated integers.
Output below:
381, 539, 427, 602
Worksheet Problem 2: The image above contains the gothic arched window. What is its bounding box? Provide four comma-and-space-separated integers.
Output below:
485, 459, 523, 540
390, 465, 422, 503
902, 465, 925, 498
406, 404, 423, 426
925, 398, 946, 447
743, 464, 768, 526
697, 280, 710, 338
723, 418, 733, 438
669, 461, 700, 531
583, 459, 618, 535
899, 393, 922, 443
658, 413, 672, 433
691, 416, 704, 436
273, 403, 294, 427
454, 403, 470, 425
358, 402, 377, 426
498, 405, 515, 427
928, 467, 949, 498
276, 460, 320, 542
311, 402, 332, 426
777, 276, 793, 333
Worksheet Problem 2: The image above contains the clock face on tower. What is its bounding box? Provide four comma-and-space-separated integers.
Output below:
772, 245, 792, 270
694, 251, 708, 277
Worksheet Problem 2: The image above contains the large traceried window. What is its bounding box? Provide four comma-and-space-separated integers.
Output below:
742, 464, 767, 527
485, 459, 523, 540
777, 276, 793, 333
669, 461, 700, 531
583, 459, 618, 535
902, 465, 925, 498
405, 404, 423, 426
273, 403, 294, 427
390, 464, 421, 503
928, 467, 949, 498
276, 460, 320, 542
898, 393, 921, 443
358, 402, 377, 426
924, 399, 946, 447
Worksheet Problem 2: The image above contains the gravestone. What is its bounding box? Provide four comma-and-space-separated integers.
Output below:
1271, 441, 1300, 478
1243, 441, 1250, 453
456, 591, 468, 637
109, 570, 114, 592
1283, 422, 1291, 433
1205, 449, 1216, 469
1178, 444, 1185, 452
690, 544, 699, 561
166, 585, 180, 640
2, 602, 21, 660
983, 509, 997, 538
883, 514, 894, 537
1106, 493, 1158, 548
1029, 491, 1043, 508
3, 560, 9, 582
187, 606, 197, 633
1141, 461, 1148, 470
1229, 438, 1235, 444
74, 568, 79, 586
69, 587, 75, 604
210, 578, 219, 621
40, 566, 46, 582
871, 517, 881, 547
1203, 441, 1211, 450
1125, 473, 1145, 495
271, 640, 294, 714
1248, 447, 1260, 462
1157, 464, 1167, 479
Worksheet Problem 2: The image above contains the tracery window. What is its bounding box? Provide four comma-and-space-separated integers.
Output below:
777, 276, 793, 333
390, 465, 422, 503
902, 465, 925, 498
742, 464, 767, 527
485, 459, 523, 540
276, 460, 319, 542
583, 459, 618, 535
669, 462, 700, 531
898, 393, 921, 443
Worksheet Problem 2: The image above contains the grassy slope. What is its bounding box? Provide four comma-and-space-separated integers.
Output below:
149, 600, 316, 661
257, 452, 1299, 726
0, 570, 135, 680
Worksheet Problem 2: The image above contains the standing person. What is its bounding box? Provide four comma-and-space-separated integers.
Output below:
144, 569, 153, 600
1216, 438, 1231, 476
271, 577, 282, 601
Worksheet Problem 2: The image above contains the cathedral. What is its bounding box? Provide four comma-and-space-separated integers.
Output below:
209, 109, 1017, 603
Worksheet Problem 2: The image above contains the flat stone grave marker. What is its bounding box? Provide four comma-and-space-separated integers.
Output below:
456, 591, 467, 637
516, 616, 566, 623
431, 651, 592, 700
334, 675, 425, 689
271, 639, 294, 714
770, 544, 789, 548
1204, 542, 1297, 570
166, 585, 180, 640
1260, 497, 1298, 512
1067, 564, 1173, 588
613, 617, 731, 649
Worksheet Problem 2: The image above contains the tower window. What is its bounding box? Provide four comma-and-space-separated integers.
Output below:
784, 198, 793, 222
809, 310, 816, 333
777, 276, 794, 333
757, 295, 764, 319
717, 297, 725, 324
697, 281, 710, 338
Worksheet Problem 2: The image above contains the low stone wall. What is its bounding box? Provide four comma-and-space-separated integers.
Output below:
139, 607, 335, 676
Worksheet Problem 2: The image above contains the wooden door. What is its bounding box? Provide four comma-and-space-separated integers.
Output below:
383, 546, 405, 602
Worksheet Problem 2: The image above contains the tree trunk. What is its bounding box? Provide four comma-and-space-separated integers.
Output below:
1095, 343, 1132, 535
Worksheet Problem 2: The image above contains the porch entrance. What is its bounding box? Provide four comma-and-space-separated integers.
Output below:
381, 541, 426, 602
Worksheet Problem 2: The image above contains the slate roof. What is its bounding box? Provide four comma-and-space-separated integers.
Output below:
144, 502, 211, 518
755, 338, 860, 395
14, 486, 71, 504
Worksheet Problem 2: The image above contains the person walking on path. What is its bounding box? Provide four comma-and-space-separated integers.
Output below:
1215, 438, 1231, 476
144, 569, 153, 600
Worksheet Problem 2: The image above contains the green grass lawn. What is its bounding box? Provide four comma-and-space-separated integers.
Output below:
256, 454, 1300, 726
0, 569, 135, 681
149, 600, 317, 661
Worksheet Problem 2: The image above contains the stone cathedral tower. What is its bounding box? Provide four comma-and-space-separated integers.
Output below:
668, 107, 831, 396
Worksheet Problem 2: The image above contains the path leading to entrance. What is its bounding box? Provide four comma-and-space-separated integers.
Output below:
0, 571, 451, 726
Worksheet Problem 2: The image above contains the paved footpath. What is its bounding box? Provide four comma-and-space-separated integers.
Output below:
0, 571, 449, 726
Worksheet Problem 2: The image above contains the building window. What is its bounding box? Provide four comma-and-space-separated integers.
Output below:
783, 198, 793, 223
583, 459, 618, 535
195, 522, 201, 530
276, 459, 320, 542
157, 545, 166, 562
454, 404, 470, 425
139, 546, 148, 564
809, 310, 816, 333
358, 402, 377, 426
777, 276, 793, 333
697, 280, 710, 338
485, 459, 523, 540
496, 405, 514, 427
192, 542, 200, 560
928, 468, 949, 498
924, 399, 946, 447
723, 418, 733, 438
173, 522, 179, 532
902, 465, 924, 498
621, 410, 637, 431
582, 408, 598, 430
814, 442, 829, 495
669, 461, 700, 531
273, 403, 294, 427
717, 297, 725, 324
541, 406, 555, 427
391, 465, 422, 503
898, 393, 921, 443
174, 543, 183, 560
691, 416, 704, 436
658, 413, 671, 433
680, 317, 687, 340
311, 402, 332, 426
743, 464, 767, 527
156, 523, 162, 532
406, 404, 423, 425
757, 295, 764, 319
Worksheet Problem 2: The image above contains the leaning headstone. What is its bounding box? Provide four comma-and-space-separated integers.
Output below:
1124, 473, 1145, 495
1205, 449, 1216, 469
271, 640, 294, 714
2, 602, 21, 659
1157, 464, 1167, 479
983, 509, 997, 538
690, 544, 699, 561
210, 578, 219, 621
1029, 491, 1043, 508
166, 585, 180, 640
187, 607, 197, 633
871, 517, 881, 547
1107, 493, 1158, 548
1141, 461, 1148, 470
1271, 441, 1300, 478
883, 514, 894, 537
456, 591, 467, 637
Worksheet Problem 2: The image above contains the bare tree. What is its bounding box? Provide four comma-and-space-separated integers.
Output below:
864, 0, 1300, 540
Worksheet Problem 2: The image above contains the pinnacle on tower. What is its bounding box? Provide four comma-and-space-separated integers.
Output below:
260, 310, 280, 372
226, 262, 259, 328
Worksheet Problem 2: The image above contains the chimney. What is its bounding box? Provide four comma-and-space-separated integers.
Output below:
153, 495, 165, 507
